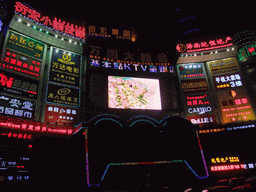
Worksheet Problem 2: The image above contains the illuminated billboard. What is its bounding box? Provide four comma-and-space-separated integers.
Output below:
206, 58, 239, 76
44, 104, 79, 125
49, 48, 81, 87
213, 73, 243, 89
0, 70, 38, 99
46, 83, 80, 107
0, 93, 36, 119
108, 76, 162, 110
181, 79, 208, 94
217, 88, 256, 124
6, 31, 45, 60
0, 49, 42, 78
177, 63, 206, 80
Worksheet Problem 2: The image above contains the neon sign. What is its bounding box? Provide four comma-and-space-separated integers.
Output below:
211, 164, 245, 171
188, 115, 216, 127
90, 58, 174, 73
177, 63, 206, 79
237, 43, 256, 62
214, 73, 243, 89
207, 58, 239, 76
0, 50, 42, 78
0, 70, 38, 99
181, 79, 208, 93
0, 116, 74, 135
176, 37, 233, 53
0, 94, 36, 119
1, 132, 32, 140
14, 2, 85, 42
6, 31, 45, 60
211, 157, 240, 164
217, 89, 256, 124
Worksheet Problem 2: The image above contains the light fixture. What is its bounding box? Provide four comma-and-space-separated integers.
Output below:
194, 54, 197, 56
27, 23, 30, 26
46, 31, 49, 34
61, 37, 64, 40
55, 35, 58, 38
39, 29, 42, 32
227, 48, 230, 51
56, 49, 59, 53
33, 26, 36, 29
210, 52, 213, 54
232, 47, 235, 51
74, 42, 77, 45
69, 39, 72, 43
215, 51, 218, 53
18, 18, 22, 22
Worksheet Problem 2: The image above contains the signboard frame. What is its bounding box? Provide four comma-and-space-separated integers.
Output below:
48, 46, 82, 87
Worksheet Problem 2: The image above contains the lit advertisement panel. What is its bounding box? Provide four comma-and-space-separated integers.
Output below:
49, 48, 81, 87
181, 79, 208, 94
0, 49, 42, 78
206, 58, 239, 76
213, 73, 243, 90
44, 104, 79, 125
6, 31, 45, 60
0, 93, 36, 119
187, 115, 216, 127
184, 94, 214, 116
108, 76, 162, 110
0, 70, 38, 99
217, 88, 256, 124
46, 83, 80, 107
177, 63, 206, 80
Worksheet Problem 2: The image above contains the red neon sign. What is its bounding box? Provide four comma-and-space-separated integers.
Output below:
211, 164, 245, 171
0, 51, 41, 78
177, 37, 233, 53
0, 116, 74, 135
1, 132, 32, 139
14, 2, 86, 41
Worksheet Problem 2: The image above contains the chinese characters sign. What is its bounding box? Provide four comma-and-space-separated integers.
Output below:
217, 89, 256, 124
177, 63, 206, 79
214, 73, 243, 89
14, 2, 85, 42
0, 70, 38, 99
44, 104, 79, 126
90, 58, 174, 73
207, 58, 239, 76
46, 84, 79, 106
0, 49, 42, 78
0, 94, 36, 119
49, 48, 81, 87
88, 26, 133, 40
6, 31, 45, 60
211, 157, 240, 164
176, 37, 233, 53
181, 79, 208, 93
185, 94, 214, 116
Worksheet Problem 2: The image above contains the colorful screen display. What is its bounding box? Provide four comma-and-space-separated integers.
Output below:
108, 76, 162, 110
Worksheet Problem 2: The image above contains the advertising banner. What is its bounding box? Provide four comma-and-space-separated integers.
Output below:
217, 88, 256, 124
187, 115, 216, 127
177, 63, 206, 79
0, 49, 42, 78
6, 31, 45, 60
184, 94, 214, 116
207, 58, 239, 76
213, 73, 243, 90
49, 48, 81, 87
181, 79, 208, 93
46, 83, 79, 107
0, 70, 38, 99
0, 93, 36, 119
44, 104, 79, 125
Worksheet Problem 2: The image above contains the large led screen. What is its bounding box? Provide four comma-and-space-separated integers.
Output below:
108, 76, 162, 110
